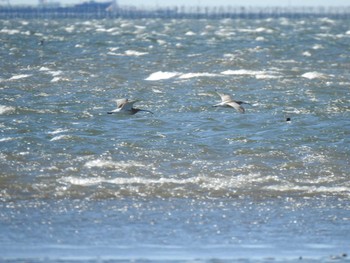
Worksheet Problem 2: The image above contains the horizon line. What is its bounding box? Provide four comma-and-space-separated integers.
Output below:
1, 3, 350, 8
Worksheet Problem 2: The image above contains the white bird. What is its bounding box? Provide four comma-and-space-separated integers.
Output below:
107, 98, 153, 115
213, 92, 250, 113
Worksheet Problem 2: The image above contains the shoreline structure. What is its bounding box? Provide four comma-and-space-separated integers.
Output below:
1, 1, 350, 19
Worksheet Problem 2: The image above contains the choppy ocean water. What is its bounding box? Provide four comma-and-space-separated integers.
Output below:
0, 17, 350, 262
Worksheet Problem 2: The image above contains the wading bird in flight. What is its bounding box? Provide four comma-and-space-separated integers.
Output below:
107, 98, 153, 115
213, 92, 251, 113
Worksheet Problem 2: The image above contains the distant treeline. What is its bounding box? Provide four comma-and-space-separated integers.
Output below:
1, 5, 350, 19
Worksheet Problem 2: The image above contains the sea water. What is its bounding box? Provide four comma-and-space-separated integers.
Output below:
0, 17, 350, 262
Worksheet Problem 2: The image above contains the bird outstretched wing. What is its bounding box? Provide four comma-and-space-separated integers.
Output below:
116, 98, 128, 108
108, 98, 141, 114
123, 100, 138, 111
217, 92, 233, 103
115, 99, 139, 111
226, 102, 245, 113
214, 92, 247, 113
234, 100, 251, 106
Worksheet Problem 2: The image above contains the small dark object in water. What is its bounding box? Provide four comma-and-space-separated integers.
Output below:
286, 117, 291, 122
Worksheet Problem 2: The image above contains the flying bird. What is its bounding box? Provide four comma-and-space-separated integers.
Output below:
213, 92, 250, 113
107, 98, 153, 115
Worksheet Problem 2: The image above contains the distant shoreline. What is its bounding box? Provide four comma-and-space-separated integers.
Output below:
1, 5, 350, 19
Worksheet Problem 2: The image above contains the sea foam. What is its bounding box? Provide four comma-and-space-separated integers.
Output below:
301, 71, 328, 79
8, 74, 31, 81
125, 50, 148, 56
221, 69, 280, 79
146, 69, 281, 81
0, 105, 15, 115
178, 73, 220, 79
145, 71, 180, 81
50, 135, 72, 141
61, 175, 200, 187
84, 159, 145, 170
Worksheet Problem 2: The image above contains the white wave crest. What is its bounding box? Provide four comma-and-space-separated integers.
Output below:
255, 73, 280, 79
145, 71, 180, 81
64, 26, 75, 33
301, 72, 329, 79
84, 159, 145, 170
221, 69, 280, 79
50, 135, 72, 141
48, 70, 63, 76
302, 51, 312, 57
48, 128, 70, 135
0, 29, 20, 35
178, 72, 220, 79
0, 105, 16, 115
51, 77, 61, 82
185, 31, 196, 36
51, 76, 69, 82
146, 69, 281, 81
125, 50, 148, 56
238, 27, 274, 33
8, 74, 31, 81
60, 176, 201, 187
0, 137, 15, 142
221, 69, 265, 76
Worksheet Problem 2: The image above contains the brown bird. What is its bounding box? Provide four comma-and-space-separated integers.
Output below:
107, 98, 153, 115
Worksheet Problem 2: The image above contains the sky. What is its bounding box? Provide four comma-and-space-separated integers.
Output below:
3, 0, 350, 6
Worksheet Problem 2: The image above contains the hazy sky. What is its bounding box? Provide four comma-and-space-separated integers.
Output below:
4, 0, 350, 6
